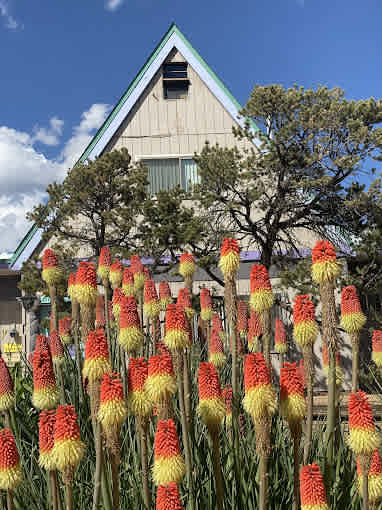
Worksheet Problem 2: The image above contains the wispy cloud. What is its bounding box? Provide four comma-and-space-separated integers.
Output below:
0, 1, 19, 29
105, 0, 124, 12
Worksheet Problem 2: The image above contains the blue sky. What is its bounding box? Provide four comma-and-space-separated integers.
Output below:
1, 0, 381, 253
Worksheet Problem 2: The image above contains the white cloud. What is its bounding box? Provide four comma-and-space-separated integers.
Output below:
0, 104, 110, 252
105, 0, 124, 11
0, 1, 19, 29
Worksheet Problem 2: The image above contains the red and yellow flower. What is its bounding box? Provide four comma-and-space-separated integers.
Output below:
75, 262, 98, 306
153, 419, 185, 485
236, 301, 248, 338
199, 288, 212, 322
127, 358, 152, 417
52, 405, 85, 472
38, 410, 56, 471
67, 272, 77, 302
357, 449, 382, 503
249, 264, 274, 313
49, 330, 64, 365
372, 330, 382, 368
59, 317, 72, 345
156, 483, 184, 510
275, 318, 287, 354
159, 281, 172, 311
322, 344, 343, 387
95, 295, 105, 329
0, 429, 22, 490
164, 304, 189, 351
144, 279, 161, 318
112, 287, 125, 320
248, 311, 262, 352
179, 253, 196, 280
293, 295, 319, 347
98, 372, 127, 430
300, 463, 329, 510
340, 285, 366, 333
118, 296, 143, 353
197, 362, 225, 426
212, 313, 226, 341
97, 246, 111, 282
32, 348, 59, 410
109, 259, 123, 289
82, 330, 111, 383
218, 238, 240, 279
280, 362, 306, 425
222, 386, 233, 426
122, 267, 134, 297
208, 329, 226, 369
0, 358, 14, 412
177, 288, 194, 319
146, 352, 177, 404
42, 249, 62, 287
348, 391, 380, 455
130, 255, 146, 293
312, 240, 341, 284
243, 353, 276, 420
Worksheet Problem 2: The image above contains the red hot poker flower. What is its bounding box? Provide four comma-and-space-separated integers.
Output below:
0, 429, 22, 490
275, 318, 287, 354
312, 240, 341, 283
110, 259, 123, 289
52, 405, 85, 472
128, 358, 152, 417
144, 279, 161, 318
348, 391, 380, 455
340, 285, 366, 333
97, 246, 111, 281
156, 483, 184, 510
300, 463, 329, 509
153, 419, 185, 485
237, 301, 248, 337
372, 330, 382, 368
0, 358, 14, 412
179, 253, 196, 280
197, 362, 225, 425
59, 317, 72, 344
32, 348, 59, 410
218, 238, 240, 278
248, 311, 262, 352
122, 267, 134, 296
200, 288, 213, 322
249, 264, 274, 313
49, 331, 64, 364
75, 262, 98, 305
38, 410, 56, 471
118, 296, 143, 353
95, 295, 105, 329
42, 249, 62, 287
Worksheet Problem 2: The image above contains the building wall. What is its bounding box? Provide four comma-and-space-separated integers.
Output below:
0, 272, 23, 364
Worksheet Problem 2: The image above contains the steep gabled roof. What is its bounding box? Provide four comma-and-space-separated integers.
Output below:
10, 23, 259, 270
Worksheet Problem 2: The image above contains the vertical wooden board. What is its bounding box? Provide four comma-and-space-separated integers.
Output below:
188, 134, 199, 154
160, 135, 170, 154
204, 87, 216, 134
176, 97, 185, 135
185, 67, 198, 134
177, 134, 189, 154
150, 136, 161, 155
193, 72, 207, 135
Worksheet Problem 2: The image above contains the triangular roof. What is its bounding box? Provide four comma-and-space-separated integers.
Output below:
10, 23, 259, 270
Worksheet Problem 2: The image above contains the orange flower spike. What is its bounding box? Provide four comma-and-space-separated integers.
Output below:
372, 330, 382, 368
297, 359, 307, 390
97, 246, 111, 282
248, 311, 262, 352
122, 267, 134, 297
156, 483, 184, 510
95, 295, 105, 329
293, 295, 319, 347
200, 288, 213, 322
159, 281, 172, 311
237, 301, 248, 338
49, 330, 64, 365
275, 319, 287, 354
300, 463, 329, 510
144, 279, 161, 318
35, 334, 50, 353
130, 255, 146, 292
212, 312, 226, 341
197, 362, 225, 426
164, 304, 189, 351
146, 352, 177, 404
32, 348, 59, 410
280, 362, 306, 425
357, 449, 382, 503
75, 262, 98, 306
322, 345, 343, 387
38, 410, 56, 471
82, 330, 111, 383
179, 252, 196, 280
0, 358, 14, 412
98, 372, 127, 429
340, 285, 366, 333
153, 419, 185, 485
127, 358, 152, 417
249, 264, 274, 313
0, 429, 22, 490
312, 239, 341, 284
222, 386, 233, 426
42, 249, 62, 287
52, 405, 85, 472
218, 238, 240, 279
109, 259, 123, 289
177, 288, 194, 319
112, 287, 124, 320
348, 391, 380, 455
118, 296, 143, 353
243, 353, 277, 420
59, 317, 72, 345
208, 329, 226, 369
67, 271, 77, 302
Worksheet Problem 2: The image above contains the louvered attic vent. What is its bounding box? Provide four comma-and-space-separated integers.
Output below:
163, 62, 189, 99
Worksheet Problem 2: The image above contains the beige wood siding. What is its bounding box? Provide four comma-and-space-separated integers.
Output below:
106, 49, 253, 157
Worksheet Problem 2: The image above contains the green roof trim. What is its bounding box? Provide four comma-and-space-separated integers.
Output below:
77, 23, 258, 165
9, 224, 39, 266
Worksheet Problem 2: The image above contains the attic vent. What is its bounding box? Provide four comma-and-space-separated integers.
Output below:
163, 62, 189, 99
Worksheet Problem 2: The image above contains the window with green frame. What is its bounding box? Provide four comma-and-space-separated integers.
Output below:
142, 157, 199, 194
